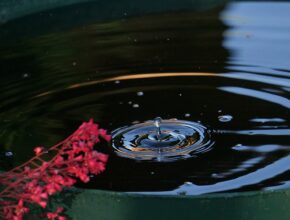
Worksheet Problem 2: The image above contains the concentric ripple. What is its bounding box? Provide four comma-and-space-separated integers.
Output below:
1, 1, 290, 195
112, 119, 213, 162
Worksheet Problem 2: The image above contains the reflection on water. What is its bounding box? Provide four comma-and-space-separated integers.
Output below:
222, 2, 290, 70
0, 1, 290, 195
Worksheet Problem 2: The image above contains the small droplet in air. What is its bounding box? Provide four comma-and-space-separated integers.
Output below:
154, 117, 162, 128
137, 91, 144, 96
132, 104, 139, 108
154, 117, 162, 140
218, 115, 233, 123
22, 73, 29, 78
5, 151, 13, 157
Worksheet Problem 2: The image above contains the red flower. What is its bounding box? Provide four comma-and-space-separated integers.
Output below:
99, 129, 111, 142
0, 119, 110, 220
47, 207, 66, 220
14, 200, 29, 219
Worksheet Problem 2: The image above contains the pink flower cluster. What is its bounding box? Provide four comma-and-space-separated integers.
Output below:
0, 119, 111, 220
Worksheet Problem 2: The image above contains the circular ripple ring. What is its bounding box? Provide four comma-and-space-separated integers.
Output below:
111, 119, 214, 162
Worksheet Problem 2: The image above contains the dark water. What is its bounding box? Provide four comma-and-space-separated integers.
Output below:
1, 1, 290, 195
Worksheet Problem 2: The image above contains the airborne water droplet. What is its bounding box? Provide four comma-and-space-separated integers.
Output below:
154, 117, 162, 140
22, 73, 29, 78
218, 115, 233, 122
154, 117, 162, 127
5, 151, 13, 157
137, 91, 144, 96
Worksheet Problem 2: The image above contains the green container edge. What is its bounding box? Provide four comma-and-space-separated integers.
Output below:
68, 187, 290, 220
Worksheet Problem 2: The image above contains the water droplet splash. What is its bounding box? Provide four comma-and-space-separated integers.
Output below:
153, 117, 162, 140
111, 118, 214, 162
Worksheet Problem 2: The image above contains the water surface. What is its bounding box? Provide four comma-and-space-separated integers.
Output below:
0, 1, 290, 195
